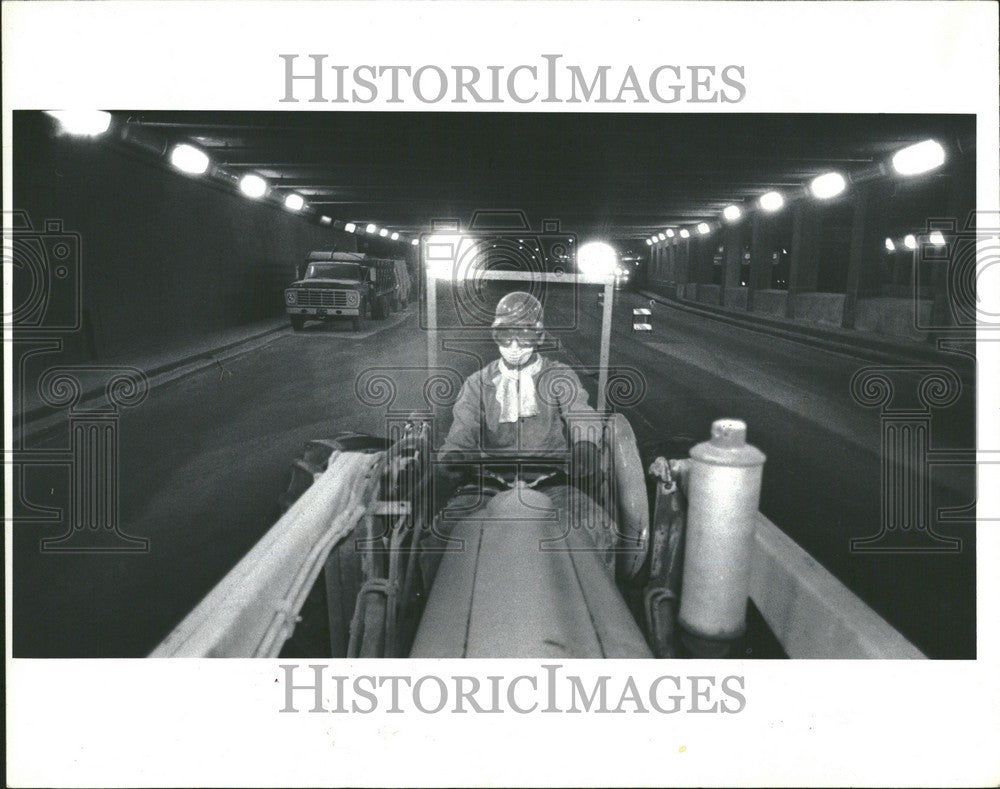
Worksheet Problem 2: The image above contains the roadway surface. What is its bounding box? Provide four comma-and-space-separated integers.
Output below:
13, 283, 975, 658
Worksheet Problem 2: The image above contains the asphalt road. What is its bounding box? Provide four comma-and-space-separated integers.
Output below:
13, 285, 976, 658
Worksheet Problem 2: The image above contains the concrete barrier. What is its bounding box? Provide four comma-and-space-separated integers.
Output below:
696, 284, 721, 305
724, 287, 749, 310
750, 289, 787, 317
792, 292, 845, 327
855, 297, 932, 342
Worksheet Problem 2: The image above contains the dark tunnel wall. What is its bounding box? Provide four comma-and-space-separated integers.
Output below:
13, 113, 354, 365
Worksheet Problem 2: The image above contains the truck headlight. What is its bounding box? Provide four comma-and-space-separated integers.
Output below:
285, 291, 297, 305
346, 291, 360, 307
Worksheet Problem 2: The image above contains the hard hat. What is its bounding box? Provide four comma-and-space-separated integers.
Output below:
491, 291, 545, 346
491, 291, 544, 328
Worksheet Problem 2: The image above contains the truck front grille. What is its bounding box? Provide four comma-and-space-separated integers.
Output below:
298, 289, 349, 307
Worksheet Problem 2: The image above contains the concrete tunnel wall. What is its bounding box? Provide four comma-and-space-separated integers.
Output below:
13, 115, 355, 367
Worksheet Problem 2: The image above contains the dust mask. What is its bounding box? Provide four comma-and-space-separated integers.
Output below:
499, 343, 534, 367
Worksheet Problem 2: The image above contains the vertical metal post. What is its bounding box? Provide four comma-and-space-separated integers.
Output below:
425, 267, 438, 371
597, 280, 614, 413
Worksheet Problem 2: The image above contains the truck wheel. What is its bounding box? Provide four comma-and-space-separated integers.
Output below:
390, 295, 400, 313
373, 296, 387, 320
290, 316, 306, 331
352, 315, 361, 331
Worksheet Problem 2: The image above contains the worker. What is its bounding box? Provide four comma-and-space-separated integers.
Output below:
436, 290, 602, 472
418, 291, 618, 588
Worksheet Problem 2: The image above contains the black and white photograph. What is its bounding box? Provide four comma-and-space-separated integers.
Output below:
9, 110, 978, 661
4, 2, 999, 787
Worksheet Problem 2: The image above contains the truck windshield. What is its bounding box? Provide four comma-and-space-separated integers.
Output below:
305, 263, 361, 280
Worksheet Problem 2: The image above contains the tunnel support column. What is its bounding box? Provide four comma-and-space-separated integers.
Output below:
695, 235, 715, 293
746, 213, 770, 312
841, 183, 871, 330
721, 221, 743, 307
785, 202, 817, 319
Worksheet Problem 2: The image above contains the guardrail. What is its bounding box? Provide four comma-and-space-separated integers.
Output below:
149, 451, 380, 658
750, 515, 925, 658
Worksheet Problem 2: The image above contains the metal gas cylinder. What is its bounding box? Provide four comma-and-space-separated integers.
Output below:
678, 419, 766, 657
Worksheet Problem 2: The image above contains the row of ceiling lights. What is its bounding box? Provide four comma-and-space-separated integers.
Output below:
885, 230, 946, 252
45, 111, 420, 246
646, 139, 948, 247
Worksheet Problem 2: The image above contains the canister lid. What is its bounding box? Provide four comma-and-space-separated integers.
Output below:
690, 418, 767, 467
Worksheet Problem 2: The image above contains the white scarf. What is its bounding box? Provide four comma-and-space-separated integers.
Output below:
494, 356, 543, 424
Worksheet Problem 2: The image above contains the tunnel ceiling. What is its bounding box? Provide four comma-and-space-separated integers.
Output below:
117, 111, 973, 243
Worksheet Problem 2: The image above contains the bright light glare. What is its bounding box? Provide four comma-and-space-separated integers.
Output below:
658, 232, 666, 241
646, 239, 653, 246
284, 193, 305, 211
379, 228, 389, 237
344, 222, 356, 233
904, 234, 917, 250
391, 232, 399, 241
759, 191, 784, 212
885, 237, 895, 252
723, 205, 742, 222
577, 241, 618, 279
679, 229, 690, 239
666, 229, 675, 238
892, 139, 945, 176
697, 222, 711, 235
320, 216, 332, 225
928, 230, 946, 246
810, 172, 846, 199
411, 238, 420, 246
366, 223, 377, 234
239, 174, 267, 199
169, 144, 210, 175
46, 110, 113, 136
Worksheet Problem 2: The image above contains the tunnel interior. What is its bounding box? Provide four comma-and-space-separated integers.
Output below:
11, 110, 977, 660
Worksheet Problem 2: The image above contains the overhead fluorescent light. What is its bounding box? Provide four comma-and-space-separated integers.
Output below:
759, 191, 784, 212
239, 174, 267, 199
892, 139, 945, 176
169, 144, 210, 175
810, 172, 847, 199
45, 110, 113, 136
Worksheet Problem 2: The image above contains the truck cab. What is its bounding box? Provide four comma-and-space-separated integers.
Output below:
284, 251, 399, 331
